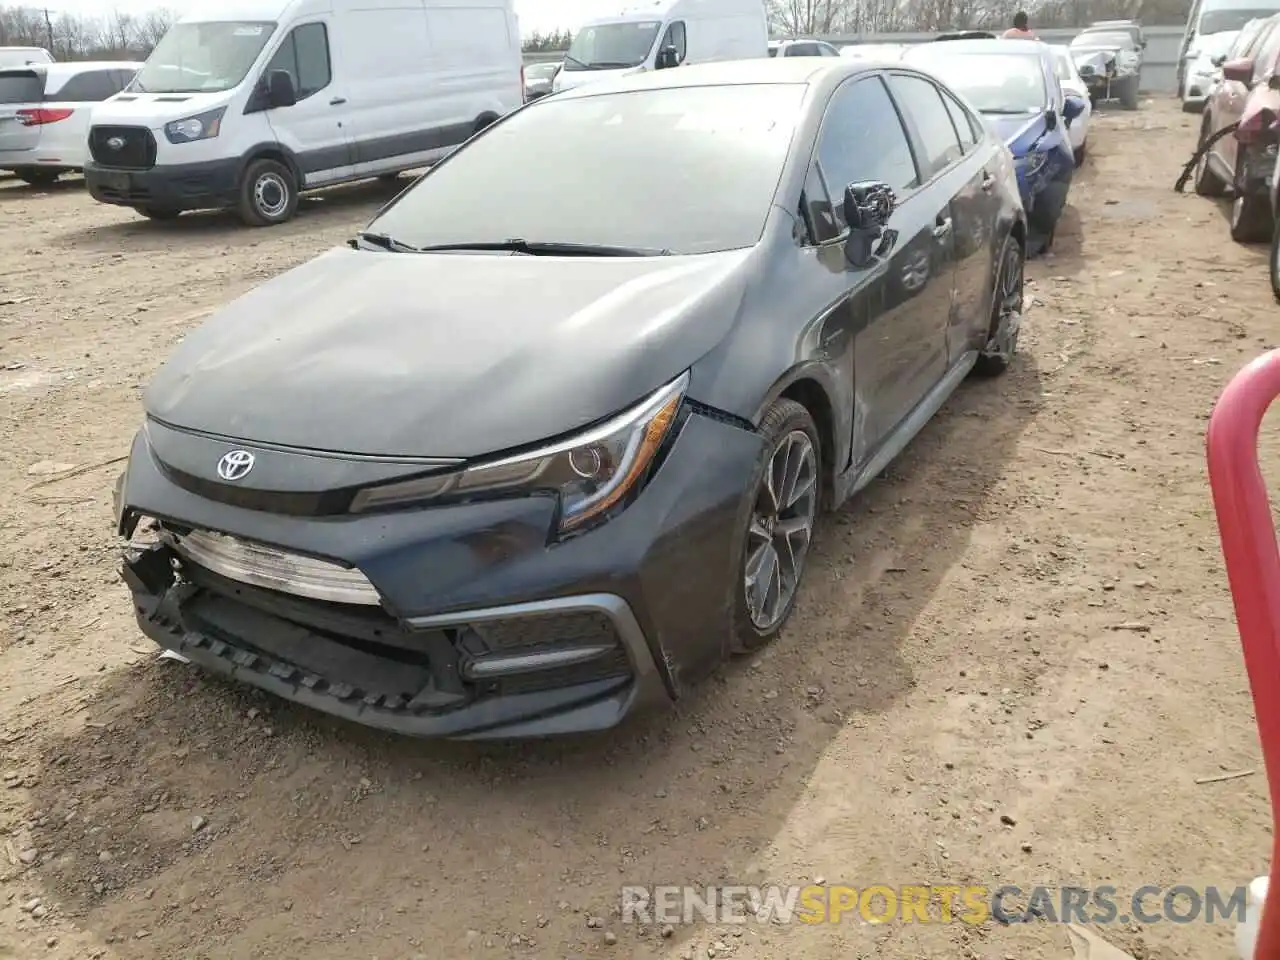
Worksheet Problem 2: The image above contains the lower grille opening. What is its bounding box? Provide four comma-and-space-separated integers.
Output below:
151, 551, 635, 714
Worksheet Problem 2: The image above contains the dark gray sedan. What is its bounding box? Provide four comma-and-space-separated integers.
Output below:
115, 58, 1027, 739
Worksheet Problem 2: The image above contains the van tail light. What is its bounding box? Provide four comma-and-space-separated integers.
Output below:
18, 107, 73, 126
1237, 107, 1278, 144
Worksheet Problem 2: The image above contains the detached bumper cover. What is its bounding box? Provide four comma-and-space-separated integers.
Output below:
118, 411, 765, 739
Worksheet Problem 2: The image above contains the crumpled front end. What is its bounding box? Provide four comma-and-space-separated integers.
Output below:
1073, 47, 1139, 101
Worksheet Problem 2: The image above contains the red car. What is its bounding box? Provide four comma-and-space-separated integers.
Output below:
1194, 11, 1280, 242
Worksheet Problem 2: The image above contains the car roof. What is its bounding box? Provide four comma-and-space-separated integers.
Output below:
1, 60, 141, 78
551, 56, 865, 99
905, 37, 1049, 57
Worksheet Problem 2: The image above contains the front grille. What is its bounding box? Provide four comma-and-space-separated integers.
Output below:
167, 528, 381, 606
89, 125, 156, 170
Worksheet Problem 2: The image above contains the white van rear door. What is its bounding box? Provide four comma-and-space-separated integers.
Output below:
0, 69, 45, 154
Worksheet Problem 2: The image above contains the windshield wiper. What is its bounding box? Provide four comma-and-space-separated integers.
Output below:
351, 231, 421, 253
411, 239, 670, 257
563, 54, 588, 68
585, 61, 636, 69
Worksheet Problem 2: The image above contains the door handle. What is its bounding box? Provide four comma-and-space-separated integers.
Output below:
981, 171, 996, 192
329, 96, 347, 106
932, 217, 952, 238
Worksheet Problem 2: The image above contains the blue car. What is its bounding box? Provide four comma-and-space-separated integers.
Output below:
904, 38, 1086, 255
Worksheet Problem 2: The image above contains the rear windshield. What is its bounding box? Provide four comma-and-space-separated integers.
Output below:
0, 70, 44, 103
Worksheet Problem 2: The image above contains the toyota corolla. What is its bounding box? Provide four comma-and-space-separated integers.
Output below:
115, 58, 1026, 739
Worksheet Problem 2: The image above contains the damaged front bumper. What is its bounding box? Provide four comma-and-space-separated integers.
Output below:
116, 410, 765, 740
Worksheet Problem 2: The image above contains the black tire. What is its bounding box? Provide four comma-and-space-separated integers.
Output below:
974, 232, 1024, 378
137, 206, 181, 221
729, 398, 821, 655
15, 168, 59, 186
1270, 223, 1280, 304
378, 173, 401, 183
1073, 141, 1087, 166
1193, 117, 1228, 197
236, 158, 298, 227
1181, 98, 1203, 114
1230, 190, 1273, 243
1119, 76, 1140, 110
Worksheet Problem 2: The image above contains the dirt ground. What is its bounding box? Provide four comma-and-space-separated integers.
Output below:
0, 98, 1276, 960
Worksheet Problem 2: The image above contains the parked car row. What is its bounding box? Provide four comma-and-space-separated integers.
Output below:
113, 55, 1032, 740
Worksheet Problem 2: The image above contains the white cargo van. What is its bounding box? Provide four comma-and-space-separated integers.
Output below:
1179, 0, 1280, 91
552, 0, 768, 94
84, 0, 523, 226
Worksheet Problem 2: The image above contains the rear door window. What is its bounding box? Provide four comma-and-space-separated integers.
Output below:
886, 73, 965, 179
0, 70, 44, 103
940, 89, 978, 153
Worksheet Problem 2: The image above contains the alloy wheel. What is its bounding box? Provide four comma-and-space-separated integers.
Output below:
744, 430, 818, 631
986, 239, 1024, 361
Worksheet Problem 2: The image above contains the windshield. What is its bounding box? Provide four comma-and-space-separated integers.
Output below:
1051, 49, 1073, 79
525, 62, 559, 80
563, 20, 661, 70
912, 52, 1048, 114
132, 21, 276, 93
1201, 9, 1274, 34
366, 83, 804, 256
0, 70, 43, 103
1072, 30, 1133, 48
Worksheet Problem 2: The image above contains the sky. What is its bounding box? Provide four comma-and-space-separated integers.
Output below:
42, 0, 608, 36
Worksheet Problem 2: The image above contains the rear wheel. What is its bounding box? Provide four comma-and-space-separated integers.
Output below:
1193, 116, 1228, 197
236, 158, 298, 227
1270, 221, 1280, 304
1230, 190, 1273, 243
729, 399, 821, 654
137, 206, 181, 221
1073, 141, 1087, 166
15, 168, 59, 187
974, 233, 1024, 378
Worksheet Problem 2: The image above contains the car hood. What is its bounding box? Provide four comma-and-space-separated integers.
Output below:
91, 90, 232, 129
985, 112, 1048, 154
144, 245, 752, 459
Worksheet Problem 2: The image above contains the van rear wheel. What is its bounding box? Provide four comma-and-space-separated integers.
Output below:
237, 158, 298, 227
15, 168, 59, 187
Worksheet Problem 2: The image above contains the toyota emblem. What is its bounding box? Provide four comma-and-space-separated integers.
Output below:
216, 450, 255, 482
106, 136, 125, 150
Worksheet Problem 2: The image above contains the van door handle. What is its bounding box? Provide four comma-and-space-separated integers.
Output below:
932, 216, 952, 238
981, 171, 996, 192
329, 97, 347, 106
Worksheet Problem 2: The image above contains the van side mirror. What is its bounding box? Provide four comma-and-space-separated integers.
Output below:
1140, 39, 1147, 49
1045, 108, 1058, 131
1222, 58, 1255, 84
1062, 95, 1085, 121
1270, 73, 1280, 91
656, 45, 679, 69
1212, 54, 1227, 67
266, 69, 297, 108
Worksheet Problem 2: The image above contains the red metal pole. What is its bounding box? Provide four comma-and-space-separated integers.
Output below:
1207, 349, 1280, 959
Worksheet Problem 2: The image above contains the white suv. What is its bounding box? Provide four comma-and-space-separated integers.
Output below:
0, 61, 141, 186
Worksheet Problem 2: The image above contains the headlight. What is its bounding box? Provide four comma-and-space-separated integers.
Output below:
350, 372, 689, 534
164, 107, 226, 144
1014, 151, 1047, 178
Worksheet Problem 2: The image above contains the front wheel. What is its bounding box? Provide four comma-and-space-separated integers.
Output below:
1119, 76, 1140, 110
236, 158, 298, 227
137, 206, 181, 221
729, 399, 821, 654
974, 233, 1024, 377
1193, 117, 1228, 197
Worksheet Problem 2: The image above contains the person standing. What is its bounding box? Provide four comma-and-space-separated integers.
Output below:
1003, 12, 1037, 39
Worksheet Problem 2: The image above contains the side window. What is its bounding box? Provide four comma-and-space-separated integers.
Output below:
789, 43, 819, 57
801, 162, 839, 244
940, 90, 977, 153
661, 21, 687, 63
886, 74, 964, 180
815, 75, 919, 233
819, 43, 841, 56
51, 69, 120, 102
113, 70, 136, 93
266, 22, 332, 99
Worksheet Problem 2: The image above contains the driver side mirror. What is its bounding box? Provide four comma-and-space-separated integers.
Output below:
1140, 39, 1147, 49
266, 68, 297, 108
1222, 58, 1255, 84
656, 44, 679, 69
842, 181, 896, 265
1270, 73, 1280, 91
1062, 95, 1086, 122
1045, 108, 1058, 131
1212, 54, 1227, 67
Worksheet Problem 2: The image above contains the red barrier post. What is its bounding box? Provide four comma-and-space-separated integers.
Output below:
1207, 349, 1280, 959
